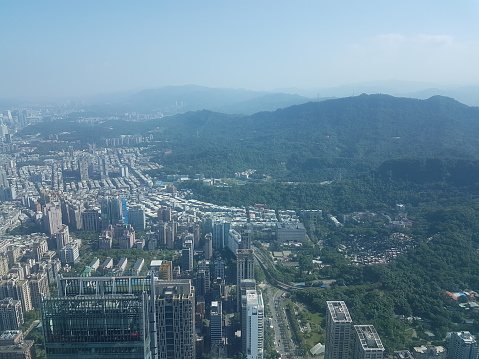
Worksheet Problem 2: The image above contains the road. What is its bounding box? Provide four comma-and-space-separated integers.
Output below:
262, 284, 297, 359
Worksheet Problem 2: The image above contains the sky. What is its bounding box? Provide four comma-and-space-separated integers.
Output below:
1, 0, 479, 99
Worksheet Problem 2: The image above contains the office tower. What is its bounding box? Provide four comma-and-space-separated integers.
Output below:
242, 290, 264, 359
182, 239, 194, 272
448, 332, 479, 359
204, 233, 213, 259
210, 301, 223, 344
213, 221, 230, 249
236, 249, 255, 308
353, 325, 385, 359
129, 206, 146, 231
241, 224, 253, 249
202, 217, 213, 239
43, 203, 62, 236
100, 196, 123, 226
151, 279, 195, 359
42, 293, 151, 359
214, 258, 225, 281
325, 301, 352, 359
196, 260, 211, 300
0, 298, 24, 330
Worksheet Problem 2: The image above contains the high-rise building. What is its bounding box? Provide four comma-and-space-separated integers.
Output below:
182, 239, 194, 272
58, 242, 80, 265
81, 209, 101, 232
53, 224, 70, 250
236, 249, 255, 308
353, 325, 385, 359
100, 196, 123, 227
151, 279, 195, 359
0, 298, 23, 331
210, 301, 223, 344
0, 279, 33, 314
204, 233, 213, 260
27, 273, 50, 309
448, 332, 479, 359
242, 290, 264, 359
129, 206, 146, 231
78, 159, 89, 181
158, 261, 173, 281
325, 301, 352, 359
42, 294, 151, 359
43, 203, 62, 236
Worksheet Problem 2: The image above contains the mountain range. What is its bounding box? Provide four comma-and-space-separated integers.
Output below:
19, 93, 479, 181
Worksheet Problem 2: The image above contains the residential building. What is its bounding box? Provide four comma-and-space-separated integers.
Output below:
448, 332, 479, 359
152, 279, 195, 359
353, 325, 385, 359
325, 301, 352, 359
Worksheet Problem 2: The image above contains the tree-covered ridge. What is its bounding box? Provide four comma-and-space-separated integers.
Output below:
18, 94, 479, 180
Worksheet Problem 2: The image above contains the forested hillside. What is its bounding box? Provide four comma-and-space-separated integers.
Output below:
18, 94, 479, 181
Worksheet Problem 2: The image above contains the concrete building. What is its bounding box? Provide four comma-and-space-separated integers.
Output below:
182, 239, 194, 272
152, 279, 196, 359
210, 301, 223, 344
0, 279, 33, 313
129, 206, 146, 231
353, 325, 385, 359
58, 242, 80, 265
276, 222, 306, 242
0, 299, 23, 331
414, 346, 447, 359
236, 249, 255, 308
325, 301, 352, 359
81, 209, 101, 232
0, 330, 33, 359
242, 290, 264, 359
42, 293, 151, 359
448, 332, 479, 359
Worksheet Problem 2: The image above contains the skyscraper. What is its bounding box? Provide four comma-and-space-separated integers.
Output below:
242, 290, 264, 359
353, 325, 385, 359
210, 301, 223, 344
151, 279, 195, 359
182, 238, 194, 272
42, 294, 151, 359
325, 301, 352, 359
448, 332, 479, 359
236, 248, 255, 308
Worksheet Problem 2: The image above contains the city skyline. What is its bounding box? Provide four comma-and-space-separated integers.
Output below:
1, 1, 479, 99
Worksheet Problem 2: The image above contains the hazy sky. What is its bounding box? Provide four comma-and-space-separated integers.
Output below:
1, 0, 479, 99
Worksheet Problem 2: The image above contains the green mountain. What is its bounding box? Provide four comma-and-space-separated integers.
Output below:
19, 94, 479, 181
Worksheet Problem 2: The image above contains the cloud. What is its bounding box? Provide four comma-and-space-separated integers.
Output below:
412, 34, 454, 47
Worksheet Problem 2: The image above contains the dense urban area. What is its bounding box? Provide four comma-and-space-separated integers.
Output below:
0, 100, 479, 359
